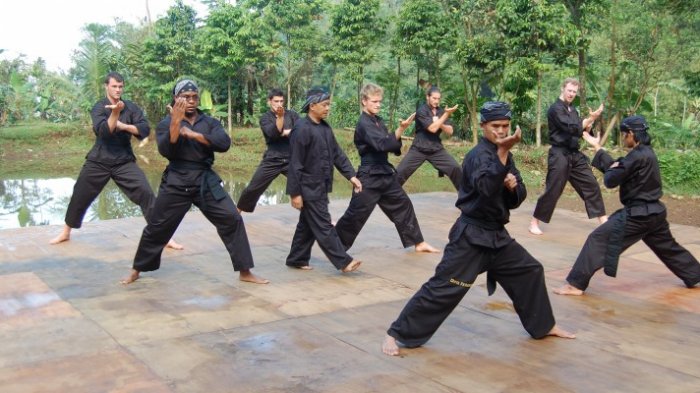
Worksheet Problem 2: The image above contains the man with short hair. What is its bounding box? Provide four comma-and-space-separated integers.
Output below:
121, 79, 267, 285
50, 72, 181, 250
382, 102, 575, 357
285, 88, 363, 273
554, 115, 700, 295
237, 88, 300, 212
335, 83, 439, 254
529, 78, 606, 235
396, 86, 461, 190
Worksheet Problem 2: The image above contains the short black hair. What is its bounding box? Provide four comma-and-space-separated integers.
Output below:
268, 88, 285, 100
426, 86, 441, 97
104, 72, 124, 84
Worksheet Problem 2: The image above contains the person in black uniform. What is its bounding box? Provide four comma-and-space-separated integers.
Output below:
121, 80, 267, 285
50, 72, 182, 250
285, 88, 363, 273
334, 83, 439, 254
395, 86, 461, 190
554, 115, 700, 295
529, 78, 607, 235
382, 102, 575, 356
237, 88, 300, 213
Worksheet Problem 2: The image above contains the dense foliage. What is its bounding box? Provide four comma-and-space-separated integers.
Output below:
1, 0, 699, 150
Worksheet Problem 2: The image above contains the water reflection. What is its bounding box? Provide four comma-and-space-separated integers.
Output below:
0, 171, 293, 230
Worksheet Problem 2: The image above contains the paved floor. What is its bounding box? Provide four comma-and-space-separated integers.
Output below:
1, 192, 699, 393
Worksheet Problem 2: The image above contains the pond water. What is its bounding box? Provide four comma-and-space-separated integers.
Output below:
0, 171, 292, 230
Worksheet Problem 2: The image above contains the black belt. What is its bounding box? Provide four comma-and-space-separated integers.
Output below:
169, 160, 226, 207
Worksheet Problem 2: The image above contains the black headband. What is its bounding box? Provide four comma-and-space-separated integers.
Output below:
620, 115, 648, 132
480, 101, 512, 123
173, 79, 198, 96
301, 88, 330, 113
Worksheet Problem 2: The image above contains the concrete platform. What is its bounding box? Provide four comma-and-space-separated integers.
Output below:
1, 192, 699, 393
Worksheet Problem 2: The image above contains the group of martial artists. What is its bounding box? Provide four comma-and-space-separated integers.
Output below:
50, 72, 700, 358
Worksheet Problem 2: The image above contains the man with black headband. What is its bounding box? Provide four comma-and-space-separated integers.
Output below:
285, 88, 363, 273
383, 101, 575, 357
334, 83, 439, 254
396, 86, 462, 190
554, 115, 700, 295
529, 77, 607, 235
237, 88, 300, 213
122, 79, 268, 285
50, 72, 182, 250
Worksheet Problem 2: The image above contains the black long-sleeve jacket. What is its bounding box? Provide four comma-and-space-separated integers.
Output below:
592, 144, 664, 216
259, 109, 300, 158
547, 98, 583, 151
455, 137, 527, 248
286, 117, 356, 200
354, 112, 401, 175
156, 110, 230, 188
87, 98, 149, 164
411, 103, 451, 153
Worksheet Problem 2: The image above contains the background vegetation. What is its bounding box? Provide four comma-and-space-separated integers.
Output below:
1, 0, 699, 192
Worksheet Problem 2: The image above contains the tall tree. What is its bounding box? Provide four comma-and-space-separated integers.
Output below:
497, 0, 576, 145
71, 23, 119, 109
559, 0, 610, 107
441, 0, 504, 143
329, 0, 385, 110
198, 2, 244, 132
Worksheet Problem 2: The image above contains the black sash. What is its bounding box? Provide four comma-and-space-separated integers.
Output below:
169, 159, 227, 207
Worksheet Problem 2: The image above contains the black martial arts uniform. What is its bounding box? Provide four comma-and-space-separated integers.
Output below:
335, 112, 424, 249
387, 137, 557, 347
64, 98, 153, 228
285, 116, 357, 270
132, 110, 254, 273
532, 98, 605, 222
237, 109, 300, 212
396, 103, 462, 189
565, 145, 700, 290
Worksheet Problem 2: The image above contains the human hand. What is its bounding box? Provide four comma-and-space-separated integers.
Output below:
399, 113, 416, 129
105, 100, 125, 113
582, 131, 601, 149
503, 173, 517, 191
496, 125, 522, 151
350, 176, 362, 193
291, 195, 303, 210
444, 105, 458, 115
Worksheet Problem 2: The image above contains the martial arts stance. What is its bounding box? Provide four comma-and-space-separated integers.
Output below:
50, 72, 181, 249
554, 115, 700, 295
529, 78, 607, 235
334, 83, 439, 253
122, 80, 267, 284
285, 88, 363, 273
383, 102, 575, 356
396, 86, 461, 190
237, 88, 299, 212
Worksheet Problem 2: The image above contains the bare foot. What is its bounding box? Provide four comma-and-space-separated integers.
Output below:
415, 242, 440, 253
382, 334, 400, 356
288, 265, 314, 270
341, 259, 362, 273
547, 325, 576, 339
120, 269, 140, 285
553, 284, 584, 296
49, 226, 71, 245
598, 215, 608, 224
237, 207, 242, 214
239, 270, 270, 284
166, 239, 184, 250
528, 218, 543, 235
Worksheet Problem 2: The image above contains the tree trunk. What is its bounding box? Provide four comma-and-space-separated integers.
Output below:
536, 69, 542, 147
578, 48, 587, 108
390, 57, 401, 128
227, 76, 232, 135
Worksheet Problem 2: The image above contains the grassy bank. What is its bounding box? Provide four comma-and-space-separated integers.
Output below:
2, 120, 699, 197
